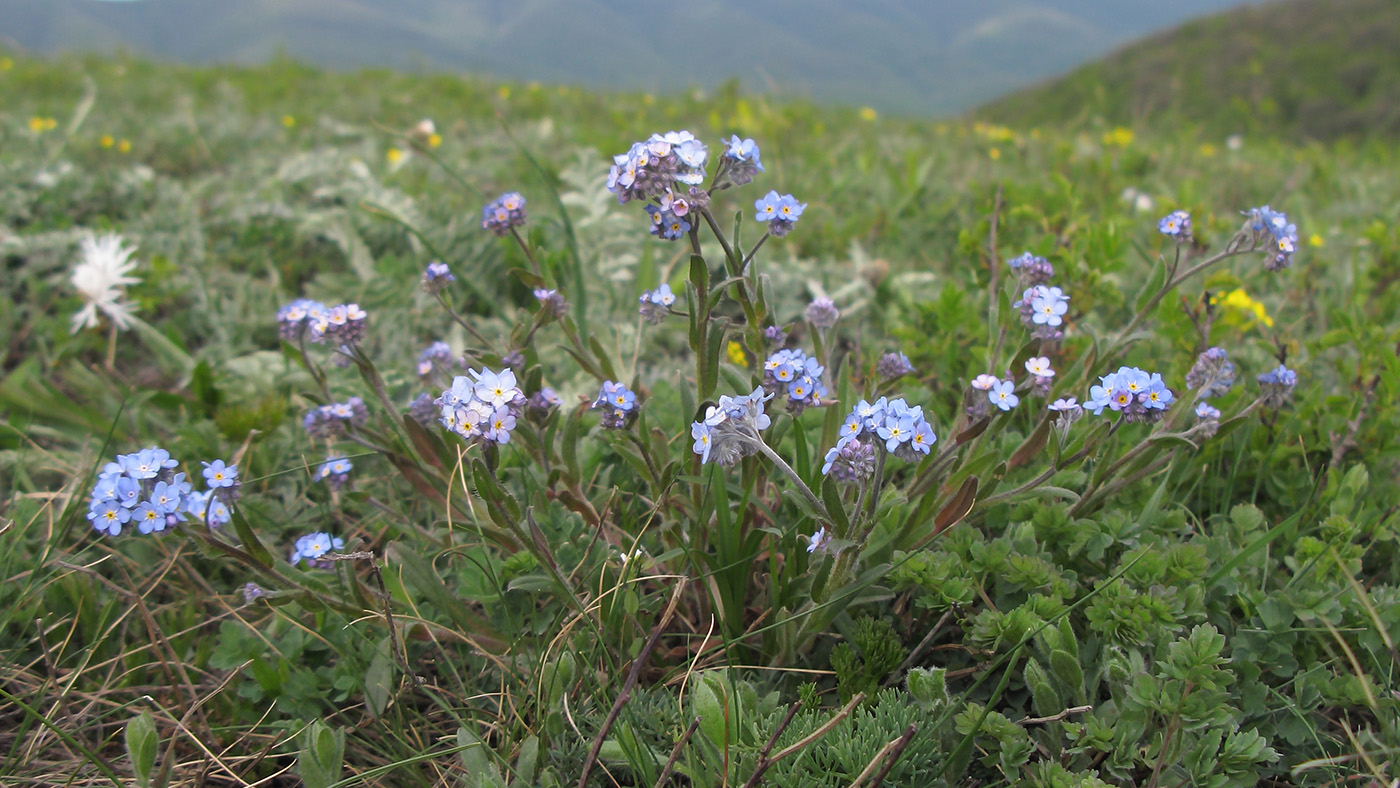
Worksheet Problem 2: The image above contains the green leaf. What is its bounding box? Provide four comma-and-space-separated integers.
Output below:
228, 503, 274, 569
125, 710, 158, 788
1134, 259, 1170, 313
298, 720, 345, 788
388, 543, 507, 652
365, 636, 395, 717
821, 476, 850, 535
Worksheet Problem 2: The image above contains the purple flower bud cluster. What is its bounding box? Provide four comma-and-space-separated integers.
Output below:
821, 438, 878, 483
436, 368, 526, 445
755, 190, 807, 237
592, 380, 637, 430
1086, 366, 1175, 423
763, 325, 789, 346
314, 456, 353, 491
482, 192, 527, 236
1185, 347, 1235, 399
1193, 401, 1222, 438
1256, 364, 1298, 408
1244, 205, 1298, 271
828, 396, 937, 468
290, 532, 344, 569
876, 351, 915, 381
529, 387, 562, 412
1157, 210, 1193, 244
690, 388, 774, 466
762, 348, 829, 416
805, 297, 840, 330
645, 202, 691, 241
87, 447, 190, 537
1006, 252, 1054, 287
303, 396, 369, 439
422, 261, 455, 293
408, 392, 437, 427
533, 288, 569, 318
1015, 285, 1069, 342
638, 283, 677, 324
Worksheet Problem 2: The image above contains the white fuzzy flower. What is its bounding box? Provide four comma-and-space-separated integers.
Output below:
70, 233, 140, 333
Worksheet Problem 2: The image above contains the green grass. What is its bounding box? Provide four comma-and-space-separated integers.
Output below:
2, 44, 1400, 787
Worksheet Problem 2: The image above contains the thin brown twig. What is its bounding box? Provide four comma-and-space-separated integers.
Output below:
1016, 704, 1093, 726
860, 723, 918, 788
651, 717, 701, 788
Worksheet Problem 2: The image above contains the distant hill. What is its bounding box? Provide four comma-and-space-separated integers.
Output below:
977, 0, 1400, 140
0, 0, 1248, 116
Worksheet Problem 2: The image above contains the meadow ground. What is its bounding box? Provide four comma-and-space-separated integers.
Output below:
2, 51, 1399, 787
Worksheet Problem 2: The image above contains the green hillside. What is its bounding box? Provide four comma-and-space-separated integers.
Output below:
978, 0, 1400, 141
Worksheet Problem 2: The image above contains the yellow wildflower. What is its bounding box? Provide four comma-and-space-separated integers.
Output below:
386, 148, 404, 164
0, 56, 13, 71
1102, 127, 1134, 147
282, 115, 296, 128
727, 341, 748, 368
1214, 288, 1274, 328
496, 84, 511, 100
28, 117, 47, 133
988, 147, 1001, 160
1198, 143, 1218, 157
100, 134, 115, 148
427, 133, 442, 149
117, 139, 131, 153
1308, 234, 1324, 248
859, 106, 878, 121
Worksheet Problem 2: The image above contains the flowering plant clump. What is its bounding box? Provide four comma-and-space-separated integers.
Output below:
436, 368, 526, 445
481, 191, 527, 235
592, 380, 638, 430
87, 448, 188, 536
1245, 205, 1299, 270
289, 532, 345, 569
1158, 209, 1193, 243
303, 396, 369, 438
638, 283, 677, 324
1005, 251, 1053, 287
761, 348, 829, 415
314, 457, 353, 490
1086, 366, 1175, 422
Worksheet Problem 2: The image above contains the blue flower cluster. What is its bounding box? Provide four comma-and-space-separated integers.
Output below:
1086, 366, 1175, 423
592, 380, 638, 430
1257, 364, 1298, 408
290, 532, 344, 569
1014, 284, 1069, 342
276, 299, 367, 345
1006, 252, 1054, 287
691, 388, 773, 466
1158, 210, 1193, 244
645, 199, 692, 240
754, 191, 807, 237
303, 396, 368, 438
762, 348, 829, 415
482, 192, 527, 236
829, 396, 937, 467
422, 261, 455, 293
1245, 205, 1298, 271
721, 136, 764, 187
87, 448, 190, 536
638, 283, 677, 324
436, 368, 526, 445
417, 341, 455, 378
315, 456, 353, 490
